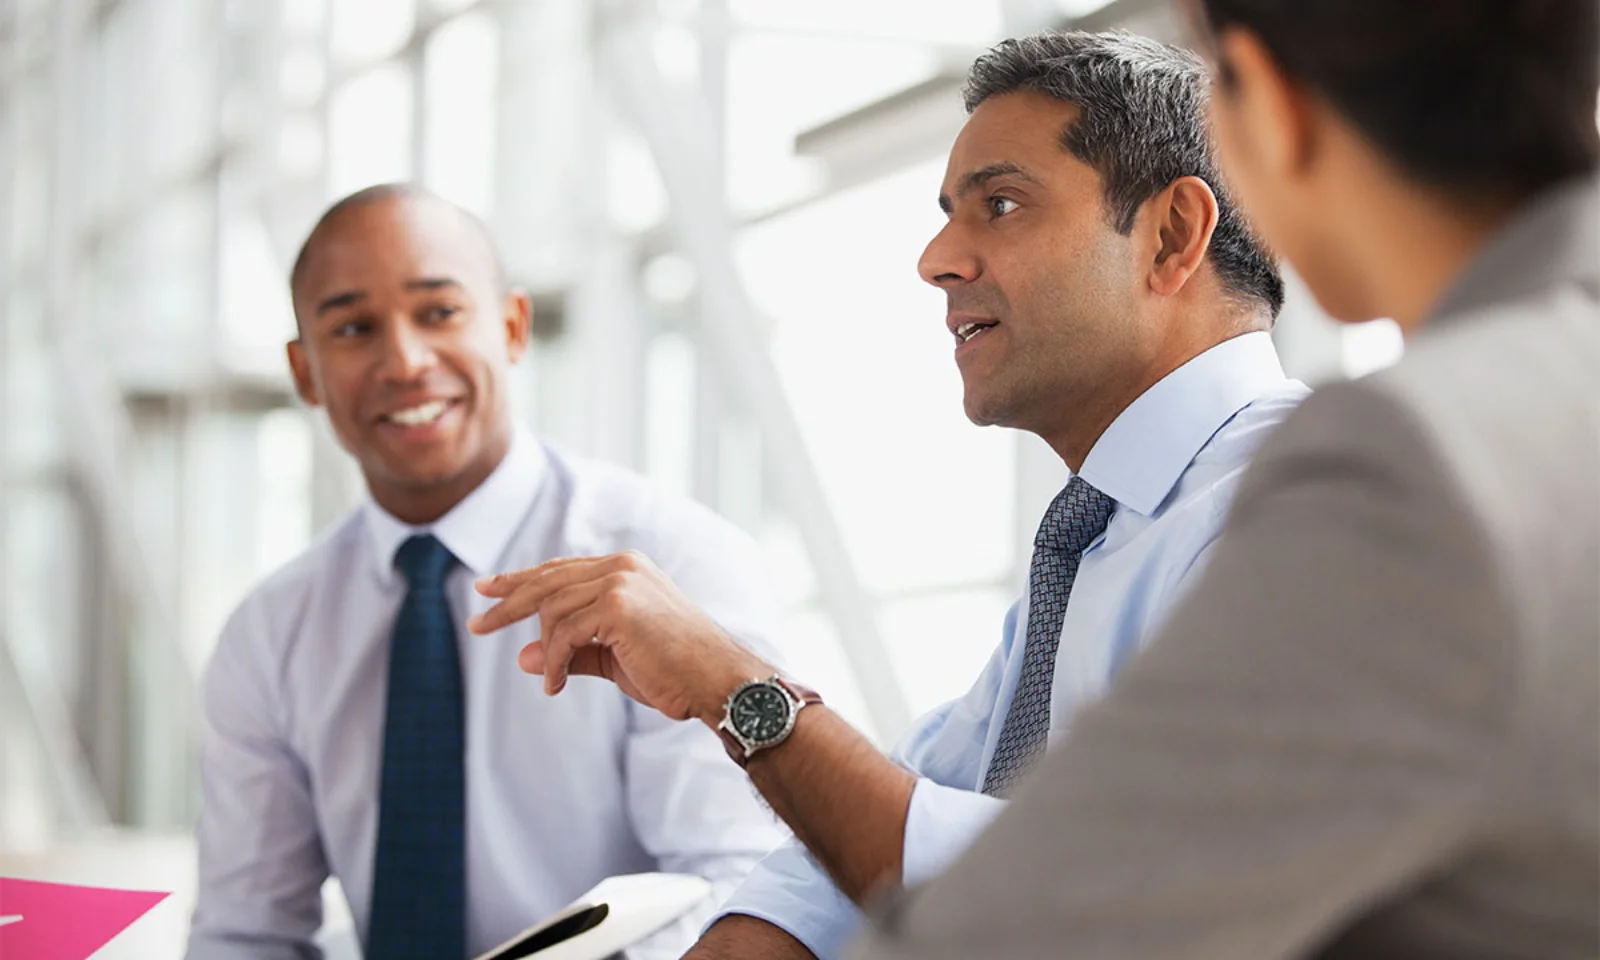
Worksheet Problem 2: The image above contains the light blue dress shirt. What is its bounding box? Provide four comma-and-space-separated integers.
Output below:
188, 429, 789, 960
715, 332, 1310, 959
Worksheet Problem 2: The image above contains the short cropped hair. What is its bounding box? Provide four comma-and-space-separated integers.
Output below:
1197, 0, 1600, 198
965, 30, 1285, 318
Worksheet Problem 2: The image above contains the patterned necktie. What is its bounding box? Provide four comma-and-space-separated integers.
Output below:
982, 477, 1116, 797
368, 534, 466, 960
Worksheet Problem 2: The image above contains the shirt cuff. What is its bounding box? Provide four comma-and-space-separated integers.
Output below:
712, 842, 863, 960
901, 778, 1006, 887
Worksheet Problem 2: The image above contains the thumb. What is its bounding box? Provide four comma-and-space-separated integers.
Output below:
517, 640, 547, 675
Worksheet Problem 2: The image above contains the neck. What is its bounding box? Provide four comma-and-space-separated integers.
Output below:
1038, 325, 1254, 472
1339, 173, 1520, 336
368, 430, 512, 526
1044, 384, 1131, 474
1046, 418, 1111, 476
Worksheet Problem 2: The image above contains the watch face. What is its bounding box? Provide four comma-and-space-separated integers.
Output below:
730, 683, 792, 744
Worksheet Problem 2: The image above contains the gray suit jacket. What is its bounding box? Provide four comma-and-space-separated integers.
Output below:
851, 178, 1600, 960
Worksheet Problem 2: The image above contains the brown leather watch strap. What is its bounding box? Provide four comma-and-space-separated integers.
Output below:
717, 676, 823, 768
775, 676, 824, 709
717, 726, 747, 766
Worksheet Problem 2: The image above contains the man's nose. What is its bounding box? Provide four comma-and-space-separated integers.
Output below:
379, 319, 438, 379
918, 221, 980, 288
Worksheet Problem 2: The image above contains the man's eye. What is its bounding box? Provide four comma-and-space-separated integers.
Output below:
423, 305, 460, 324
989, 196, 1019, 218
332, 320, 372, 338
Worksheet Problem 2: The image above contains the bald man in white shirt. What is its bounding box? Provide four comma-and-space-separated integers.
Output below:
186, 184, 786, 960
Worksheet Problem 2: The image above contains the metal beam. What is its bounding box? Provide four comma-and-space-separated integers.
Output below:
789, 0, 1185, 212
1074, 0, 1181, 39
44, 0, 198, 826
0, 0, 108, 842
792, 70, 969, 211
603, 5, 913, 741
1000, 0, 1065, 34
0, 0, 12, 664
494, 0, 650, 464
0, 629, 112, 835
0, 0, 110, 838
692, 0, 730, 514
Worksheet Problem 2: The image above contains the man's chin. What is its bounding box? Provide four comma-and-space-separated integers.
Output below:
367, 449, 471, 491
967, 402, 1033, 433
962, 391, 1009, 428
355, 423, 511, 503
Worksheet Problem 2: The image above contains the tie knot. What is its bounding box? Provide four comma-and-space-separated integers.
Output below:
1035, 477, 1115, 556
394, 534, 456, 589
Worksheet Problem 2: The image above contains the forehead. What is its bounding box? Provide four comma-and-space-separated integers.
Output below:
943, 90, 1088, 188
294, 197, 496, 298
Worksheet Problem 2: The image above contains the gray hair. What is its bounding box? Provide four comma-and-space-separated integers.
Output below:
964, 30, 1284, 317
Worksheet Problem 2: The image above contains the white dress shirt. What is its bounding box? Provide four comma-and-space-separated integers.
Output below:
715, 332, 1310, 959
188, 429, 788, 959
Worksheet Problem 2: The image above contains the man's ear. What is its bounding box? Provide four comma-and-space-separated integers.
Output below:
1148, 175, 1219, 297
503, 289, 532, 363
1217, 26, 1315, 181
286, 338, 322, 407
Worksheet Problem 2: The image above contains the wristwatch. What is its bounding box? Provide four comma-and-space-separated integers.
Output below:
716, 675, 823, 767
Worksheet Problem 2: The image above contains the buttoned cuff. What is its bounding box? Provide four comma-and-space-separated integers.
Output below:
901, 778, 1006, 887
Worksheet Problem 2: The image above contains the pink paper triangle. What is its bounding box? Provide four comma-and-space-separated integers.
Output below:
0, 877, 170, 960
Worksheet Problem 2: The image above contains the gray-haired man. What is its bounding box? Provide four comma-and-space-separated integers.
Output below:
466, 31, 1305, 960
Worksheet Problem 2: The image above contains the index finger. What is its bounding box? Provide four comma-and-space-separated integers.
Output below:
474, 554, 612, 598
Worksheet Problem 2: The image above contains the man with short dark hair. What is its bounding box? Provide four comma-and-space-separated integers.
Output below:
847, 2, 1599, 957
466, 31, 1307, 960
186, 184, 787, 960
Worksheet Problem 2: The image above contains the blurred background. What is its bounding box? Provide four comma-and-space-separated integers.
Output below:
0, 0, 1403, 950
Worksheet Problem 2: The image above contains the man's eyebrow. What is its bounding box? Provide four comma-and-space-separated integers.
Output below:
405, 276, 464, 292
316, 290, 366, 315
314, 277, 464, 315
937, 163, 1040, 213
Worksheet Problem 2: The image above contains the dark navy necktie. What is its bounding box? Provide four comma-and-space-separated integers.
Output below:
982, 477, 1115, 797
368, 534, 467, 960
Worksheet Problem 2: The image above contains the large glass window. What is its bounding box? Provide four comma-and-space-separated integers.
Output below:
2, 0, 1369, 852
737, 159, 1017, 730
328, 64, 415, 196
330, 0, 416, 65
423, 11, 499, 216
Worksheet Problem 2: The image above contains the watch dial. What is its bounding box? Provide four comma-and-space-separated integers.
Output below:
731, 685, 791, 743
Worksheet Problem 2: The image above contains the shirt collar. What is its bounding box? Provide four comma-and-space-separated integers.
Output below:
1076, 330, 1287, 517
1431, 174, 1599, 323
362, 428, 547, 586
